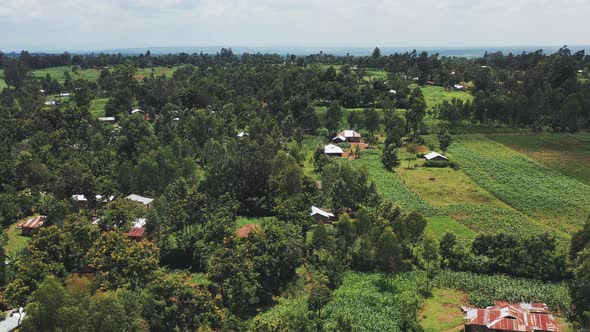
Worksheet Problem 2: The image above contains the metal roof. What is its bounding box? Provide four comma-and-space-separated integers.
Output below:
127, 227, 146, 238
310, 206, 335, 218
19, 216, 45, 229
424, 151, 448, 160
126, 194, 154, 205
133, 218, 146, 228
324, 144, 344, 154
337, 130, 361, 138
236, 224, 260, 238
464, 302, 559, 332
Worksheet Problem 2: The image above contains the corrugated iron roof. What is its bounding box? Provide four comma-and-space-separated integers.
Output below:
310, 206, 335, 218
18, 216, 45, 229
127, 227, 146, 238
465, 302, 559, 332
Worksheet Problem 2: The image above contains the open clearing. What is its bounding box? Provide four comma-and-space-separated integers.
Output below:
425, 216, 476, 243
488, 132, 590, 186
89, 97, 109, 118
450, 134, 590, 233
420, 86, 474, 110
419, 288, 467, 332
396, 166, 503, 206
5, 216, 34, 257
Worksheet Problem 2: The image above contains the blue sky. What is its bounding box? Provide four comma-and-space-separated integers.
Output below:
0, 0, 588, 52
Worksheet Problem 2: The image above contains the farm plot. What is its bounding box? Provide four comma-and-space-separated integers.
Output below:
323, 271, 424, 332
355, 150, 433, 212
425, 216, 476, 244
420, 86, 474, 110
89, 98, 108, 118
488, 132, 590, 185
419, 288, 467, 332
450, 135, 590, 233
396, 166, 503, 207
433, 271, 571, 315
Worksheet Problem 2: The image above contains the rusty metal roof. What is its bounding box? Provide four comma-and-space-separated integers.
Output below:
18, 216, 45, 229
465, 302, 559, 332
236, 224, 260, 238
127, 227, 146, 238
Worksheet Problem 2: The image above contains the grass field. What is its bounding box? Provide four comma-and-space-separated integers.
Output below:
450, 135, 590, 233
396, 166, 503, 206
0, 69, 6, 90
420, 86, 474, 110
488, 132, 590, 185
425, 216, 476, 243
355, 150, 433, 212
89, 98, 108, 118
5, 217, 33, 257
419, 288, 467, 332
235, 216, 275, 229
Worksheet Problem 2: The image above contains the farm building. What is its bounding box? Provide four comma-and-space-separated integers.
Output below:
324, 144, 344, 157
44, 101, 56, 106
237, 131, 249, 138
98, 117, 116, 122
454, 84, 465, 91
463, 302, 559, 332
71, 194, 114, 207
126, 194, 154, 208
18, 216, 46, 236
236, 224, 260, 238
131, 108, 144, 114
332, 130, 362, 143
310, 206, 335, 222
424, 152, 449, 161
127, 218, 147, 241
59, 92, 71, 97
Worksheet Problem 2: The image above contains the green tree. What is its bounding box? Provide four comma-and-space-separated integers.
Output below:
325, 102, 343, 136
364, 108, 379, 134
438, 128, 452, 152
421, 234, 440, 295
21, 276, 67, 332
382, 144, 399, 171
308, 283, 332, 318
3, 58, 29, 88
376, 227, 403, 273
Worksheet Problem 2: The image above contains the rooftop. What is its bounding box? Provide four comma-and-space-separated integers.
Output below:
126, 194, 154, 205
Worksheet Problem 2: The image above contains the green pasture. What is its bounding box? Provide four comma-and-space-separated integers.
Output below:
488, 132, 590, 185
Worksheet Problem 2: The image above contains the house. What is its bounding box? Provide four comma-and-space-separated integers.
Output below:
131, 108, 144, 114
98, 117, 116, 122
44, 101, 56, 106
237, 131, 249, 138
126, 194, 154, 208
236, 224, 260, 238
71, 194, 114, 207
310, 206, 335, 222
0, 308, 26, 332
389, 89, 397, 95
579, 70, 584, 73
453, 84, 465, 91
127, 218, 147, 241
324, 144, 344, 157
59, 92, 71, 97
464, 302, 559, 332
332, 130, 362, 143
18, 216, 45, 236
424, 152, 448, 161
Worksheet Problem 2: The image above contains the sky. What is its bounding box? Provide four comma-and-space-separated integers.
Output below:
0, 0, 588, 52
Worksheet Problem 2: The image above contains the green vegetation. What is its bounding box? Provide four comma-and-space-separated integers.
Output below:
488, 132, 590, 185
356, 150, 432, 212
433, 270, 571, 314
419, 288, 467, 332
88, 97, 108, 118
323, 272, 423, 331
420, 86, 474, 110
451, 135, 590, 233
4, 218, 32, 257
425, 216, 476, 243
396, 166, 502, 206
236, 216, 274, 229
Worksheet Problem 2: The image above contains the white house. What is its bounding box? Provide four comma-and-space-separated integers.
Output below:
324, 144, 344, 157
98, 117, 116, 122
126, 194, 154, 207
424, 152, 449, 161
310, 206, 335, 222
332, 130, 362, 143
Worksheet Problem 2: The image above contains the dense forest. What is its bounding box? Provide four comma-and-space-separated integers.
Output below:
0, 46, 589, 331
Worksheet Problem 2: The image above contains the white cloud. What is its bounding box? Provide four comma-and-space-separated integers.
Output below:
0, 0, 588, 51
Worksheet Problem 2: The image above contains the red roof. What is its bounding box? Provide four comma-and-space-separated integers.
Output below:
19, 216, 45, 229
465, 302, 559, 332
127, 227, 146, 238
236, 224, 260, 238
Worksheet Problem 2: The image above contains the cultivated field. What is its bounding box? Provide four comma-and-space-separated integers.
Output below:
420, 86, 474, 110
488, 132, 590, 185
450, 135, 590, 233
